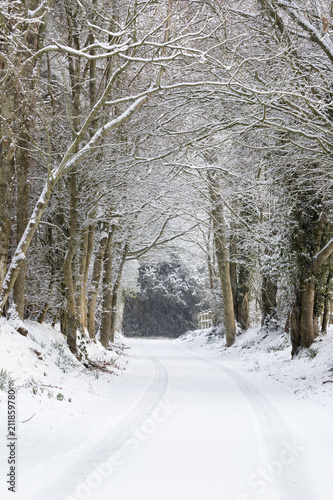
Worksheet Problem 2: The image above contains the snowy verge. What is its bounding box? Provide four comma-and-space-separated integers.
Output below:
0, 318, 131, 499
0, 318, 128, 401
179, 325, 333, 408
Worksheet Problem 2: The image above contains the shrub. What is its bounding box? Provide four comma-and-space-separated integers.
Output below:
306, 347, 318, 359
266, 343, 286, 353
0, 369, 15, 391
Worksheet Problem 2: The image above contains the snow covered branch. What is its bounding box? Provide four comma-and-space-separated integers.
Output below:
313, 238, 333, 274
275, 0, 333, 63
0, 90, 151, 311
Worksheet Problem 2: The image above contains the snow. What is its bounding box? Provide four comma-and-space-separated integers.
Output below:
0, 319, 129, 499
280, 2, 333, 63
99, 231, 108, 241
1, 320, 333, 499
6, 305, 27, 335
180, 325, 333, 407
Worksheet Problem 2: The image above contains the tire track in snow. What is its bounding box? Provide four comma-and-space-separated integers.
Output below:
31, 341, 168, 500
198, 354, 314, 500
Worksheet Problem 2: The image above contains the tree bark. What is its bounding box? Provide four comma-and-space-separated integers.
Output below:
12, 0, 46, 319
63, 170, 78, 353
109, 244, 128, 343
291, 280, 316, 356
208, 172, 236, 347
100, 232, 114, 348
300, 280, 316, 348
87, 223, 112, 338
37, 302, 50, 324
77, 223, 95, 335
322, 300, 330, 334
238, 290, 250, 331
14, 130, 31, 319
62, 4, 82, 353
290, 296, 301, 357
0, 76, 15, 298
207, 237, 219, 327
236, 258, 250, 331
321, 271, 332, 334
261, 274, 277, 327
229, 231, 238, 323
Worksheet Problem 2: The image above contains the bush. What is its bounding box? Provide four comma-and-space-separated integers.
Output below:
306, 347, 318, 359
0, 369, 15, 391
266, 343, 286, 353
52, 341, 77, 373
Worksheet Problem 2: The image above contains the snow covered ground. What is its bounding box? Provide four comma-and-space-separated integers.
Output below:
180, 325, 333, 408
1, 319, 333, 500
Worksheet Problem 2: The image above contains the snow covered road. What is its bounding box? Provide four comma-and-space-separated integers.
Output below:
93, 339, 314, 500
3, 336, 333, 500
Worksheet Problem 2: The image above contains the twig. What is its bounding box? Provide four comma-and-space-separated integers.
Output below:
40, 384, 63, 389
21, 413, 36, 424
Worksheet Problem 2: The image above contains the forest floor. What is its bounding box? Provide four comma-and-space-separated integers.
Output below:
0, 319, 333, 500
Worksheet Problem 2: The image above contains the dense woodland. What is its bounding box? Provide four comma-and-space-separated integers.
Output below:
1, 0, 333, 356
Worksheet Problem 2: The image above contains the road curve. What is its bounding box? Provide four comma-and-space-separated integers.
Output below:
29, 338, 315, 500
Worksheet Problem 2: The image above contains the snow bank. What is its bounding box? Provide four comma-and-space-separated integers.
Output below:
0, 319, 130, 499
179, 324, 333, 408
0, 318, 128, 402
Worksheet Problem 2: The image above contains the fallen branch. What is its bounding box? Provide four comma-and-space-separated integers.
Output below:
83, 359, 115, 374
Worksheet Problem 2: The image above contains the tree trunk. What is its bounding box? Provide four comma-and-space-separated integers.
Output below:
208, 172, 236, 346
291, 280, 316, 356
321, 271, 332, 334
63, 170, 78, 353
0, 77, 15, 298
100, 232, 113, 348
51, 308, 60, 328
14, 130, 30, 319
238, 291, 250, 331
37, 303, 50, 324
87, 223, 112, 338
207, 226, 219, 327
299, 280, 316, 348
76, 42, 99, 334
77, 223, 95, 335
229, 232, 238, 322
261, 274, 277, 327
290, 296, 301, 357
63, 6, 82, 353
109, 244, 128, 343
0, 152, 14, 298
216, 241, 236, 346
313, 315, 320, 338
237, 261, 250, 331
11, 0, 44, 319
322, 299, 330, 334
60, 308, 67, 335
37, 276, 54, 324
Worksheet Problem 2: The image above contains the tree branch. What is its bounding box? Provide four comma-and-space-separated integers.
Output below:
313, 238, 333, 273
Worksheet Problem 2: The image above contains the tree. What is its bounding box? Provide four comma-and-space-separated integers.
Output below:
0, 0, 219, 351
207, 171, 236, 346
123, 256, 204, 338
0, 0, 54, 318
